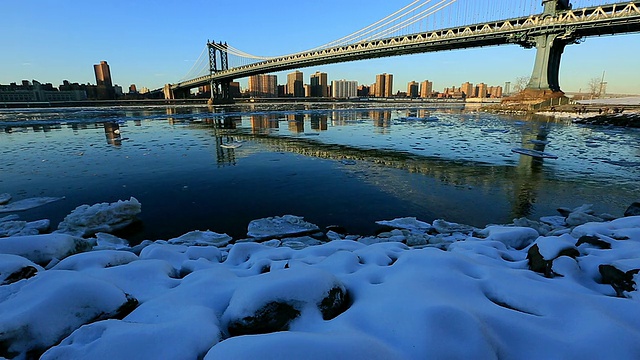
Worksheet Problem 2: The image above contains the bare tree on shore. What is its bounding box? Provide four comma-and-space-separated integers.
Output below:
587, 77, 602, 98
512, 76, 529, 93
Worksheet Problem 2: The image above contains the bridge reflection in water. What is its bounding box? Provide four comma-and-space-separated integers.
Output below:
194, 109, 562, 222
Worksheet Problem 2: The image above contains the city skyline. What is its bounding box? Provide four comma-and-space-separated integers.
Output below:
1, 1, 639, 94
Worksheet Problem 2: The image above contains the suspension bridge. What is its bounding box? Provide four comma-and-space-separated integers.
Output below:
165, 0, 640, 100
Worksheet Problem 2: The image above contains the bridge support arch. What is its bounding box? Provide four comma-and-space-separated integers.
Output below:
208, 41, 233, 103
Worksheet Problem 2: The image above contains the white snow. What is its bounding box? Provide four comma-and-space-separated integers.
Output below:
2, 199, 640, 359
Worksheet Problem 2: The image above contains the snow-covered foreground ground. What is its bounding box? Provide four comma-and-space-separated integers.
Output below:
1, 196, 640, 359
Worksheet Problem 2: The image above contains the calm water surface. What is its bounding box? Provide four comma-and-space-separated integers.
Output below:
1, 103, 638, 242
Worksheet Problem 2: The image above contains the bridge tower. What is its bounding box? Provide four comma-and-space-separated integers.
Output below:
520, 0, 576, 97
207, 41, 232, 101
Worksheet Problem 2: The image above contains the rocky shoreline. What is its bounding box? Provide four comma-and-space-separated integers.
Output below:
1, 196, 640, 359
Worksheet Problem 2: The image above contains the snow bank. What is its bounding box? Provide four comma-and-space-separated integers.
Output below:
2, 198, 640, 359
0, 233, 91, 265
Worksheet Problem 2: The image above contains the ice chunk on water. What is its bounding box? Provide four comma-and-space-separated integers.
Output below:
168, 230, 232, 247
247, 215, 320, 239
376, 217, 432, 233
56, 197, 142, 237
0, 196, 64, 213
0, 193, 11, 205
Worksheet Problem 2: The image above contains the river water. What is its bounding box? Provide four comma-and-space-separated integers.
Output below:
1, 102, 638, 242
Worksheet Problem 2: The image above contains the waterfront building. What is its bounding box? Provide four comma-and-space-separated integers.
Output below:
304, 84, 311, 97
461, 82, 474, 98
287, 71, 304, 97
94, 61, 115, 100
331, 80, 358, 98
488, 86, 503, 98
419, 80, 433, 98
475, 83, 488, 98
504, 82, 511, 96
0, 80, 87, 103
357, 85, 370, 97
248, 74, 278, 97
310, 71, 328, 97
407, 81, 419, 98
375, 73, 393, 97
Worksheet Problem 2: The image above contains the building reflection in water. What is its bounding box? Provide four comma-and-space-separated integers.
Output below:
310, 114, 328, 131
330, 110, 358, 126
103, 122, 122, 146
288, 114, 304, 133
370, 110, 391, 132
250, 114, 279, 134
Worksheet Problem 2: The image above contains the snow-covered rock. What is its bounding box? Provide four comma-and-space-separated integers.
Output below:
51, 250, 139, 271
56, 197, 142, 237
0, 233, 91, 265
222, 266, 347, 336
247, 215, 320, 239
476, 225, 539, 249
0, 254, 43, 285
0, 271, 137, 358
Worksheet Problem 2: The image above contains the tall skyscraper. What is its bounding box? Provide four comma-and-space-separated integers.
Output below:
407, 81, 419, 98
94, 61, 115, 100
420, 80, 433, 98
375, 73, 394, 97
310, 71, 328, 97
331, 80, 358, 98
248, 74, 278, 97
287, 71, 304, 97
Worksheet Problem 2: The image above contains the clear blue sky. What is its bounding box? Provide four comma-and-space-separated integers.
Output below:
1, 0, 639, 94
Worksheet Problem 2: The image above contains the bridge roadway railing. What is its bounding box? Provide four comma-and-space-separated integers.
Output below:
173, 1, 640, 90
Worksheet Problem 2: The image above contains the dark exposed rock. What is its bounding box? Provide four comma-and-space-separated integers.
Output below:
527, 244, 580, 278
1, 266, 38, 285
319, 287, 349, 321
575, 235, 612, 249
624, 202, 640, 217
527, 244, 553, 277
556, 207, 572, 217
228, 301, 301, 336
599, 265, 639, 297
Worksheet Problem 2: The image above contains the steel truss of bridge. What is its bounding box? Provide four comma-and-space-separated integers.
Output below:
171, 1, 640, 94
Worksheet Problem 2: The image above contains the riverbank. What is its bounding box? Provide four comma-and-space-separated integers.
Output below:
1, 196, 640, 359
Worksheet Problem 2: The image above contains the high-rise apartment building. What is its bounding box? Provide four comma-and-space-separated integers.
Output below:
248, 74, 278, 97
287, 71, 304, 97
461, 82, 474, 98
375, 73, 394, 97
94, 61, 115, 100
407, 81, 419, 98
475, 83, 488, 98
419, 80, 433, 98
310, 71, 328, 97
331, 80, 358, 98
